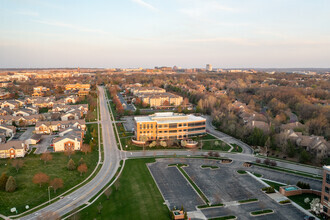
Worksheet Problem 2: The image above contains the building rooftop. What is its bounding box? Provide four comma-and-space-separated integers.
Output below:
134, 112, 205, 124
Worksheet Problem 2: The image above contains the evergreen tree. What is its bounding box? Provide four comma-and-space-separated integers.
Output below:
0, 172, 8, 191
67, 159, 76, 171
78, 157, 85, 166
5, 176, 17, 192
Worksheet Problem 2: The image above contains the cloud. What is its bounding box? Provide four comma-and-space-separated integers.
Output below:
33, 20, 107, 34
185, 37, 257, 46
132, 0, 158, 11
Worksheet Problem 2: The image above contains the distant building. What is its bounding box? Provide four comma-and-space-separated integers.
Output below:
65, 83, 90, 96
139, 93, 183, 108
134, 112, 206, 141
206, 64, 212, 71
322, 166, 330, 217
32, 86, 49, 97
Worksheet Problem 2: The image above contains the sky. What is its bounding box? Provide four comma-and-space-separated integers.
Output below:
0, 0, 330, 68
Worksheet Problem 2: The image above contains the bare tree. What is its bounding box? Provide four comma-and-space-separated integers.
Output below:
12, 159, 24, 173
97, 202, 103, 214
81, 144, 92, 155
77, 163, 88, 176
33, 172, 50, 187
104, 188, 112, 200
40, 152, 53, 164
50, 178, 63, 193
114, 181, 120, 191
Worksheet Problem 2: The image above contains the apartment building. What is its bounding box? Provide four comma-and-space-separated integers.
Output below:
322, 165, 330, 217
134, 112, 206, 141
0, 141, 28, 158
32, 86, 49, 97
139, 93, 183, 107
130, 86, 166, 96
65, 83, 90, 96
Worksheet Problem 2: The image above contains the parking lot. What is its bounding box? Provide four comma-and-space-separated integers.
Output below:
121, 116, 135, 132
33, 135, 57, 154
148, 160, 205, 211
147, 158, 308, 219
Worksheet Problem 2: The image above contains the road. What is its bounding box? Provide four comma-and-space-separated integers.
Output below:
19, 86, 121, 220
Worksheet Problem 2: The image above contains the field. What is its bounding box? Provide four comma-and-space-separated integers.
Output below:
79, 158, 170, 220
0, 150, 98, 216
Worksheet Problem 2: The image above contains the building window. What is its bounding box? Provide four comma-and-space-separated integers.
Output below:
325, 186, 329, 193
158, 125, 162, 128
327, 174, 330, 184
325, 196, 329, 201
151, 124, 153, 129
324, 206, 328, 213
147, 124, 149, 129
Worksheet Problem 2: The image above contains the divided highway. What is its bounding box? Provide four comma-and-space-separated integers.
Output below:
20, 86, 121, 220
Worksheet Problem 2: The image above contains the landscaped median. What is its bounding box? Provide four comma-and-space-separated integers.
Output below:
250, 209, 274, 216
208, 216, 236, 220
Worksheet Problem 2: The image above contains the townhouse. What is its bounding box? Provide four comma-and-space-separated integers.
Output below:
53, 129, 83, 152
0, 140, 28, 158
35, 119, 86, 134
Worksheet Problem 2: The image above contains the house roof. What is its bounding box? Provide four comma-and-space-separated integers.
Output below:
0, 140, 25, 150
53, 129, 82, 143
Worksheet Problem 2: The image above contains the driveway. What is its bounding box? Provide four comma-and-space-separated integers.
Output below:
34, 135, 57, 154
18, 127, 35, 141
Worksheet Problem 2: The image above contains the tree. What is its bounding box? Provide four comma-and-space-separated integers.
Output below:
0, 172, 8, 191
50, 178, 63, 193
81, 144, 91, 155
78, 157, 85, 166
64, 148, 75, 159
77, 163, 88, 176
97, 202, 103, 214
104, 188, 112, 200
149, 141, 157, 148
140, 135, 148, 150
114, 181, 120, 191
160, 141, 167, 148
181, 140, 187, 148
67, 159, 76, 171
33, 172, 50, 187
5, 176, 16, 192
40, 152, 53, 164
163, 100, 170, 106
12, 159, 24, 173
299, 150, 311, 164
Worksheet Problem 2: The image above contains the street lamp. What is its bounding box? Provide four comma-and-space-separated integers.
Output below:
48, 186, 53, 204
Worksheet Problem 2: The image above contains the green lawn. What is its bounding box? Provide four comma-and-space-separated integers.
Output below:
237, 170, 247, 174
288, 193, 320, 210
79, 158, 170, 220
231, 144, 243, 153
262, 180, 285, 191
0, 150, 98, 216
251, 209, 273, 215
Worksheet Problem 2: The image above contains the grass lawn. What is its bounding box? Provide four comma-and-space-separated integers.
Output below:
288, 193, 320, 210
251, 209, 273, 215
237, 170, 247, 174
262, 180, 285, 191
0, 150, 98, 216
231, 144, 243, 153
78, 158, 170, 220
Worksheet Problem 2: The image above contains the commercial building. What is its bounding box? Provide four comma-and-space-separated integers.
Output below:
206, 64, 212, 71
134, 112, 206, 141
322, 165, 330, 217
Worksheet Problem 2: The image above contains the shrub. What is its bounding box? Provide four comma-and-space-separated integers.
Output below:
262, 187, 275, 194
255, 159, 261, 163
263, 158, 270, 165
279, 199, 291, 204
297, 181, 310, 189
269, 160, 277, 166
5, 176, 17, 192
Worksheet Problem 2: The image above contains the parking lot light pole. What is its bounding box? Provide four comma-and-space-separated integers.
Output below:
48, 186, 53, 204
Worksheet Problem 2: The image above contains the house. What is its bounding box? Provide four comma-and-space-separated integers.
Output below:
0, 115, 13, 125
61, 109, 82, 121
0, 141, 28, 158
0, 108, 13, 116
64, 95, 78, 104
32, 86, 49, 97
280, 122, 304, 131
25, 134, 42, 145
247, 120, 270, 133
25, 106, 39, 114
12, 115, 42, 126
0, 125, 16, 137
1, 100, 20, 110
35, 119, 86, 134
53, 129, 83, 152
13, 109, 34, 116
0, 135, 6, 144
31, 96, 56, 108
51, 104, 88, 114
296, 134, 329, 160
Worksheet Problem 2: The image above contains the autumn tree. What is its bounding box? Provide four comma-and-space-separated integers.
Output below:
81, 144, 91, 155
114, 181, 120, 191
97, 202, 103, 214
5, 176, 17, 192
104, 188, 112, 200
67, 159, 76, 171
0, 172, 8, 191
77, 163, 88, 176
41, 152, 53, 164
33, 172, 50, 187
64, 147, 75, 159
12, 159, 24, 173
78, 157, 85, 166
50, 178, 63, 193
